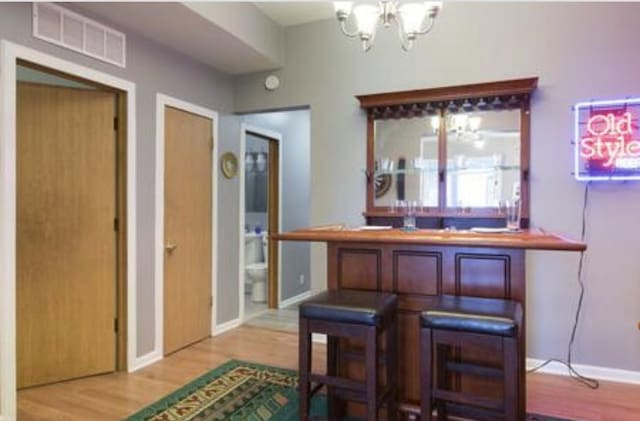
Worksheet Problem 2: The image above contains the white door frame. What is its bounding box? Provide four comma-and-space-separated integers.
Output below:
155, 94, 219, 357
239, 124, 283, 320
0, 40, 137, 420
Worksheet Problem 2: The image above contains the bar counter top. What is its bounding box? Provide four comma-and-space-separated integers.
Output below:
274, 226, 585, 251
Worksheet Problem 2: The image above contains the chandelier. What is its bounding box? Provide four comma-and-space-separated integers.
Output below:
333, 1, 443, 52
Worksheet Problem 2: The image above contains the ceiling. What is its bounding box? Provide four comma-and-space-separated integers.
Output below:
254, 2, 334, 27
72, 2, 335, 75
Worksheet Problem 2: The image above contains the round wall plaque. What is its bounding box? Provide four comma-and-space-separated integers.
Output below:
220, 152, 239, 179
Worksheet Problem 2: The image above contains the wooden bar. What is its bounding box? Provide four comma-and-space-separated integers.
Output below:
276, 226, 585, 418
275, 227, 585, 251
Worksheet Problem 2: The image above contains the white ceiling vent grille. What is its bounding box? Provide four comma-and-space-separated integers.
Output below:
33, 3, 126, 68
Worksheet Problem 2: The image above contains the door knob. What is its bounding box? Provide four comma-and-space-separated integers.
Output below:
165, 243, 177, 253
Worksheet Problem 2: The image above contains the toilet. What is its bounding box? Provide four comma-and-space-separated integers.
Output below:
245, 233, 268, 303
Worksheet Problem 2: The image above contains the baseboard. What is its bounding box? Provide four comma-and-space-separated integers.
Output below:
128, 349, 162, 373
279, 289, 315, 309
527, 358, 640, 385
213, 317, 242, 336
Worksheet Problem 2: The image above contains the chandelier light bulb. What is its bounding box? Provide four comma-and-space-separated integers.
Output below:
398, 3, 428, 36
468, 116, 482, 132
334, 1, 353, 19
430, 115, 440, 134
353, 4, 380, 47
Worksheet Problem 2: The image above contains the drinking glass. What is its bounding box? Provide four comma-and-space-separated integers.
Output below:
505, 199, 521, 231
403, 200, 417, 230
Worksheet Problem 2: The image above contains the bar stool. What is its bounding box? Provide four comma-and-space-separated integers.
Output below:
298, 289, 398, 421
420, 295, 523, 421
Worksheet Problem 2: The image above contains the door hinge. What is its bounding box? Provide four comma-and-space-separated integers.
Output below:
210, 137, 214, 150
114, 318, 118, 333
114, 217, 119, 231
210, 296, 213, 307
113, 117, 119, 131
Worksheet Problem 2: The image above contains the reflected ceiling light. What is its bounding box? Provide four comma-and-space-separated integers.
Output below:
333, 1, 443, 52
430, 113, 483, 141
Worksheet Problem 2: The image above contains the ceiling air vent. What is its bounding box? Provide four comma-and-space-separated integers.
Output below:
33, 3, 126, 68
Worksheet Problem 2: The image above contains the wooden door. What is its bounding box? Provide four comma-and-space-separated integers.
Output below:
267, 138, 279, 308
164, 106, 213, 355
17, 83, 117, 388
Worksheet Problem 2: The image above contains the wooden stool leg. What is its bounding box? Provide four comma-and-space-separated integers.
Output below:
436, 343, 450, 421
365, 325, 379, 421
327, 335, 343, 421
420, 327, 433, 421
386, 315, 398, 421
503, 337, 518, 421
299, 317, 311, 421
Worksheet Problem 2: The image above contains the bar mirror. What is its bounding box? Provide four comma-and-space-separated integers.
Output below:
360, 78, 537, 227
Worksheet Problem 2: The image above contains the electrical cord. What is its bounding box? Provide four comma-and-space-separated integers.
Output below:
527, 182, 600, 389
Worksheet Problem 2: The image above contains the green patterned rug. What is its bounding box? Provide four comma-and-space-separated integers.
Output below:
124, 360, 572, 421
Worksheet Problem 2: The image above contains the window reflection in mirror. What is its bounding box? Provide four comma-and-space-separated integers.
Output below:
374, 117, 439, 208
445, 109, 520, 208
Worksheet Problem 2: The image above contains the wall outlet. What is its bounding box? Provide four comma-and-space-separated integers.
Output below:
298, 274, 305, 285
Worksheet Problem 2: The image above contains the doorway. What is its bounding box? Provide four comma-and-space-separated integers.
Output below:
14, 61, 128, 388
0, 41, 136, 420
240, 126, 281, 319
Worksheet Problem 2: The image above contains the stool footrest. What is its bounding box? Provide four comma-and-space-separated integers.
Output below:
310, 382, 323, 397
341, 349, 389, 365
310, 374, 364, 393
333, 384, 395, 405
446, 361, 503, 378
433, 389, 502, 411
447, 402, 504, 421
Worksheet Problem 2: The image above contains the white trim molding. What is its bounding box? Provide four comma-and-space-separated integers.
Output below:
279, 290, 315, 309
0, 40, 137, 421
212, 318, 243, 336
127, 350, 162, 373
238, 124, 283, 320
526, 358, 640, 385
155, 94, 219, 361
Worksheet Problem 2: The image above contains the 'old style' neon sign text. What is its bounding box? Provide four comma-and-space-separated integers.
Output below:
580, 112, 640, 168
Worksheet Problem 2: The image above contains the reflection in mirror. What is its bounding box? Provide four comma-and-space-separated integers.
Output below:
374, 117, 439, 208
445, 109, 520, 208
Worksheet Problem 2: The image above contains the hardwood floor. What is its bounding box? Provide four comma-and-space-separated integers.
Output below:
17, 325, 640, 420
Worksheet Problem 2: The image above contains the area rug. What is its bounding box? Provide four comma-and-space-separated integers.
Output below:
124, 360, 572, 421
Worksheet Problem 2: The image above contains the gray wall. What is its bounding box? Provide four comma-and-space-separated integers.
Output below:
217, 115, 243, 324
0, 2, 235, 357
233, 2, 640, 371
244, 110, 312, 301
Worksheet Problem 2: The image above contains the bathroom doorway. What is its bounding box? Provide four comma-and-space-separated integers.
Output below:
240, 125, 281, 319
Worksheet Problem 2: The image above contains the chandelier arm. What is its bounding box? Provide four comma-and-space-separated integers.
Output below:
414, 16, 437, 36
395, 15, 413, 52
338, 19, 360, 38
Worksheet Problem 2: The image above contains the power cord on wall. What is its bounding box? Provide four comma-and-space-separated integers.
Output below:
527, 181, 600, 390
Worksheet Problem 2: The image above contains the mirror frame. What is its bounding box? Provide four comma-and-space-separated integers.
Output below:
357, 77, 538, 228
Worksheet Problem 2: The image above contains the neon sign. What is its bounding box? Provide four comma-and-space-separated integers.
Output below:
575, 98, 640, 181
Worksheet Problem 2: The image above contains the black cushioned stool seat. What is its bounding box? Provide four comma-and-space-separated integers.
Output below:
420, 295, 523, 421
421, 294, 520, 337
299, 289, 398, 421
